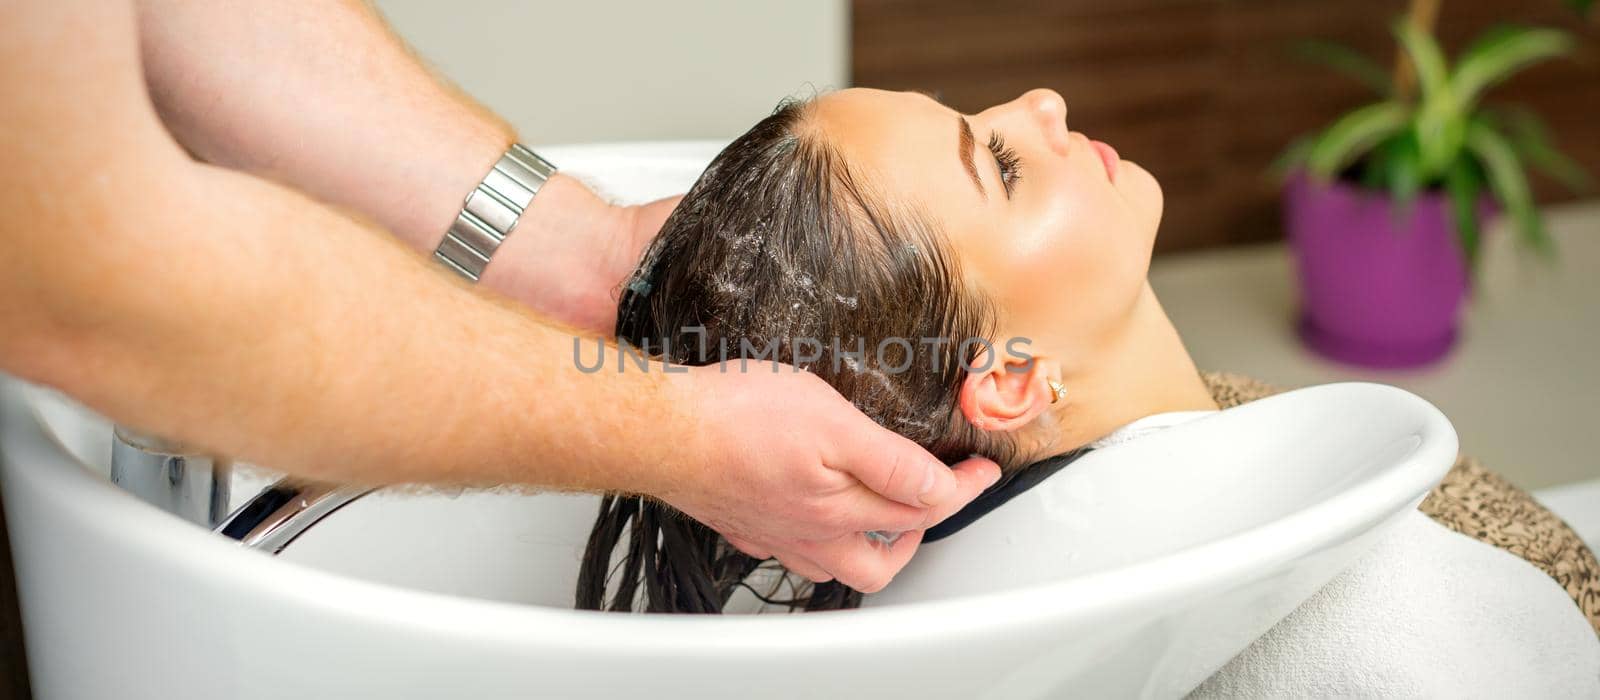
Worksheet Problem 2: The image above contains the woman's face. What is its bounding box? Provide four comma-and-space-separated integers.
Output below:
811, 88, 1163, 361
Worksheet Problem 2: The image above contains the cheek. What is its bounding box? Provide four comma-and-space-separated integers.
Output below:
1040, 181, 1147, 282
991, 178, 1153, 336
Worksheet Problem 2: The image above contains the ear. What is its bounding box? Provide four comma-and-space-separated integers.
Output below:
957, 344, 1060, 432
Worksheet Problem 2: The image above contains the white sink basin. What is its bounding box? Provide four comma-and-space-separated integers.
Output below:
0, 143, 1459, 699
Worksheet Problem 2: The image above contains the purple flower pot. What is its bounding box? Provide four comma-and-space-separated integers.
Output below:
1284, 172, 1487, 369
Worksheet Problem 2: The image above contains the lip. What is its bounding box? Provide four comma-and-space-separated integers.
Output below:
1089, 139, 1120, 181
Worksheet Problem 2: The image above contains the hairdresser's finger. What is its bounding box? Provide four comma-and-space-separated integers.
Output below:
832, 487, 945, 534
829, 456, 998, 533
724, 534, 772, 560
917, 456, 1003, 529
824, 419, 958, 509
798, 529, 927, 594
832, 460, 992, 540
773, 551, 833, 584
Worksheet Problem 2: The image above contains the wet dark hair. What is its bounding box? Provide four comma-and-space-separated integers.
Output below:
576, 97, 1020, 613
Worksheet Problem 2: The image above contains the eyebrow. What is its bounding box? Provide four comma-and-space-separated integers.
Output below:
958, 116, 986, 200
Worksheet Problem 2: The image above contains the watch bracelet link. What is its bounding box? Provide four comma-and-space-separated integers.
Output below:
433, 143, 557, 282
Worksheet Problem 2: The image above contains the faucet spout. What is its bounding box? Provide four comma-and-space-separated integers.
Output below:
215, 480, 373, 554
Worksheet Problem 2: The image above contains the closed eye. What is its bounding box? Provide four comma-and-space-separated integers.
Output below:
987, 132, 1023, 198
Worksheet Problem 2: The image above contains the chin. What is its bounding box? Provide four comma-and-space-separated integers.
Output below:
1119, 161, 1164, 233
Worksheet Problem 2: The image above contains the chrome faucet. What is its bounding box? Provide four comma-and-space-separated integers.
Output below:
109, 424, 372, 553
214, 480, 373, 554
110, 426, 231, 527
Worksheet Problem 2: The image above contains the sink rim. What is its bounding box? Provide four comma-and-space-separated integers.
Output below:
0, 374, 1456, 652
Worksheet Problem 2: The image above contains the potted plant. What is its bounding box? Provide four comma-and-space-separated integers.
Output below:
1279, 5, 1591, 369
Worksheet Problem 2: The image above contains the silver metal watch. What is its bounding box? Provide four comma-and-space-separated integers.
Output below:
433, 143, 557, 282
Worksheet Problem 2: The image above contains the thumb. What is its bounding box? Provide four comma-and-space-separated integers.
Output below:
829, 418, 959, 509
919, 456, 1002, 529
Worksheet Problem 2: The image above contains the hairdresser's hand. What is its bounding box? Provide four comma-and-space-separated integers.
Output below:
657, 363, 1001, 593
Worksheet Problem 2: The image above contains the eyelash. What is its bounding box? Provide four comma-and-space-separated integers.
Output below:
987, 132, 1023, 197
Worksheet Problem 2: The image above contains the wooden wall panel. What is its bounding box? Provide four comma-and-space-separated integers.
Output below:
853, 1, 1600, 253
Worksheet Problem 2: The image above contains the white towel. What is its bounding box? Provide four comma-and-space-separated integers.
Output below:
1190, 508, 1600, 698
1086, 409, 1221, 450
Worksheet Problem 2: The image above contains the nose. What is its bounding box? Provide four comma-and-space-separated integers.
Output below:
1023, 88, 1068, 127
1000, 88, 1070, 157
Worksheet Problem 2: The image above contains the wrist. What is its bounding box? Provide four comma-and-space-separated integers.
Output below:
476, 174, 672, 335
474, 174, 623, 327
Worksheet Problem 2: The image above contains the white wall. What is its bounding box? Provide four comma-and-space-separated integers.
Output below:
374, 1, 849, 145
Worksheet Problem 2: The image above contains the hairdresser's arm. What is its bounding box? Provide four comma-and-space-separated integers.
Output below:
135, 0, 676, 336
3, 1, 996, 593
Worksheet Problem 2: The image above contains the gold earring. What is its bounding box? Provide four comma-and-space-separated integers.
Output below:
1048, 379, 1067, 404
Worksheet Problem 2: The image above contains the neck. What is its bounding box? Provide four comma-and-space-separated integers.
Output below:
1034, 282, 1218, 459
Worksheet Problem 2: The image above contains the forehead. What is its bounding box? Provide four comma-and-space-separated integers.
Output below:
811, 88, 946, 141
809, 88, 972, 210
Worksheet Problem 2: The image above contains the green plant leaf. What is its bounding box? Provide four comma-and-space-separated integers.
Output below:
1413, 106, 1470, 181
1452, 26, 1573, 110
1307, 102, 1410, 180
1393, 19, 1465, 177
1445, 161, 1485, 276
1486, 106, 1594, 193
1385, 132, 1424, 215
1363, 143, 1390, 189
1271, 136, 1315, 183
1294, 39, 1393, 96
1567, 0, 1593, 18
1464, 118, 1556, 259
1394, 19, 1452, 104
